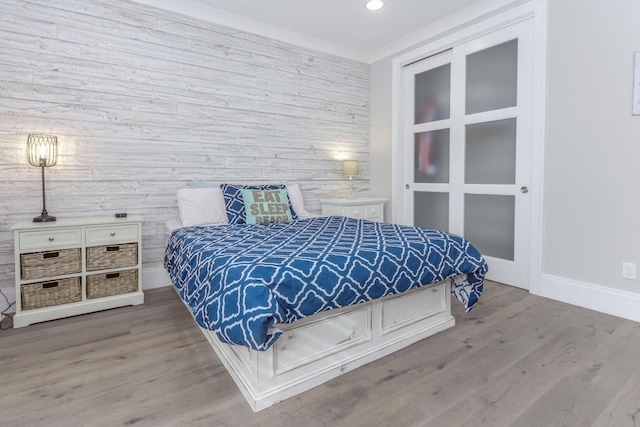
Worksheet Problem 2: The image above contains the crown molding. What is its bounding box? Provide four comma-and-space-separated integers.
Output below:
368, 0, 521, 63
130, 0, 522, 64
129, 0, 370, 63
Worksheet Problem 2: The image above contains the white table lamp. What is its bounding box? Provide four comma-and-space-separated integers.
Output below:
342, 160, 359, 198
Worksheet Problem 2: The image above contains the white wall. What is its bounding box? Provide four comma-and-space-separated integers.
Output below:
369, 61, 393, 221
543, 0, 640, 293
370, 0, 640, 318
0, 0, 370, 309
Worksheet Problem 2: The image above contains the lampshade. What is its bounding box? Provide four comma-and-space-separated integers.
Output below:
342, 160, 359, 177
27, 134, 58, 167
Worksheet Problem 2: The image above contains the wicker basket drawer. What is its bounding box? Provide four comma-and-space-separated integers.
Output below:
21, 277, 82, 310
21, 248, 82, 280
87, 269, 138, 299
86, 243, 138, 271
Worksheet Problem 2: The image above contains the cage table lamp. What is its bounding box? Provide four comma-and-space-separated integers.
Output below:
27, 134, 58, 222
342, 160, 359, 199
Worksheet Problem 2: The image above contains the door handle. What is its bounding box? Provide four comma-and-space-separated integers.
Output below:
405, 184, 410, 189
520, 186, 529, 194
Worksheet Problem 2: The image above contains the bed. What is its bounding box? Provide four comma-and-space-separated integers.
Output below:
164, 184, 488, 411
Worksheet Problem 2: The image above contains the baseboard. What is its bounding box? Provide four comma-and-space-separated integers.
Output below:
539, 274, 640, 323
5, 270, 637, 325
142, 264, 173, 290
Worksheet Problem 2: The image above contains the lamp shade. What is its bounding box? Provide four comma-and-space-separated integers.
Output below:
342, 160, 359, 177
27, 134, 58, 167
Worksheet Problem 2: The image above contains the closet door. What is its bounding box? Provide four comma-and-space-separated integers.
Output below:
403, 49, 453, 234
403, 19, 533, 289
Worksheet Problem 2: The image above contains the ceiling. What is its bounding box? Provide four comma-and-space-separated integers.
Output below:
132, 0, 511, 62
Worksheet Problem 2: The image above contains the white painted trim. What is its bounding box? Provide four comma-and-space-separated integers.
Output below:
526, 0, 548, 295
391, 0, 547, 292
142, 264, 173, 290
129, 0, 369, 63
540, 274, 640, 323
130, 0, 523, 64
391, 2, 538, 70
369, 0, 521, 63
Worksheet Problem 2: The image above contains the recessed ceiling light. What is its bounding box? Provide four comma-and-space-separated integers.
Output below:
366, 0, 384, 11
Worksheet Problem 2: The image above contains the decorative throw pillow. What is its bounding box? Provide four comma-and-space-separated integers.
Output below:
221, 184, 298, 225
240, 189, 293, 224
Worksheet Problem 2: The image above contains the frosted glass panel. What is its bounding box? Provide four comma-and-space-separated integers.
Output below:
415, 129, 450, 183
465, 118, 516, 184
466, 39, 518, 114
464, 194, 515, 260
414, 64, 451, 124
414, 192, 449, 232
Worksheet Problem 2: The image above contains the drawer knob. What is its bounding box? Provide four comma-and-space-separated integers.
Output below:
48, 237, 54, 241
110, 232, 116, 236
371, 209, 376, 213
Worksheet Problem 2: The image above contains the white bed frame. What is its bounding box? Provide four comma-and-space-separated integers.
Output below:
184, 279, 455, 412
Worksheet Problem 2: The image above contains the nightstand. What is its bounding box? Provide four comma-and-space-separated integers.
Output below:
320, 198, 387, 222
12, 216, 144, 327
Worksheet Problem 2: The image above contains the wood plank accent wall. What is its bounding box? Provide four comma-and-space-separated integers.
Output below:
0, 0, 370, 301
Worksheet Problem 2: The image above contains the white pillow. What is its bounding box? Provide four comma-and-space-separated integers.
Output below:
165, 218, 184, 232
287, 184, 313, 219
177, 188, 228, 227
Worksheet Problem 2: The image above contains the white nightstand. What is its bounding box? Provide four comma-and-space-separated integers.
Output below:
320, 198, 387, 223
12, 216, 144, 327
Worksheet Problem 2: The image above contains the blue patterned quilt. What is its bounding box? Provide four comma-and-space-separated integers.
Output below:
164, 216, 488, 351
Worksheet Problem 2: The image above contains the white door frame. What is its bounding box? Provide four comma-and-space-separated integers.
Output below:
391, 0, 547, 295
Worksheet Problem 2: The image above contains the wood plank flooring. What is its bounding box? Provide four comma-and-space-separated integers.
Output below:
1, 281, 639, 427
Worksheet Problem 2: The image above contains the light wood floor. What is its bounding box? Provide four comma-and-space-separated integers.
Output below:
1, 281, 639, 427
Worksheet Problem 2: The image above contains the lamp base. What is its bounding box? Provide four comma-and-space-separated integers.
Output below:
346, 176, 357, 199
33, 214, 56, 223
